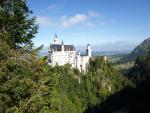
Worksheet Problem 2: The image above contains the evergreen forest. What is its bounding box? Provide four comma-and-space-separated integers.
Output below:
0, 0, 150, 113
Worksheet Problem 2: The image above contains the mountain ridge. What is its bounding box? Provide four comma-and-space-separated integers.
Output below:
121, 37, 150, 62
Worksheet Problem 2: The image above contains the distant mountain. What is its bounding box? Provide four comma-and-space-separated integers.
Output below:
121, 37, 150, 62
39, 40, 139, 57
76, 41, 137, 52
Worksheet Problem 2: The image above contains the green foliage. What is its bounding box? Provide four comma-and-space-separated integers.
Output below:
84, 56, 131, 106
129, 52, 150, 83
0, 1, 133, 113
0, 0, 38, 49
0, 51, 131, 113
113, 61, 134, 77
86, 53, 150, 113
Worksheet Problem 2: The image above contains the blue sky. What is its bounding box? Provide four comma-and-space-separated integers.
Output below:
27, 0, 150, 50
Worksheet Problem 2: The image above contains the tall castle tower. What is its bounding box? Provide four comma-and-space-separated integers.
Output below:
86, 44, 91, 57
61, 40, 64, 51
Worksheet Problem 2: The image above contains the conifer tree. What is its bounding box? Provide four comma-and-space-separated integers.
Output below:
0, 0, 38, 49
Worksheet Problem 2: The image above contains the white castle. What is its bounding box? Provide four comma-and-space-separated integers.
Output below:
48, 34, 92, 71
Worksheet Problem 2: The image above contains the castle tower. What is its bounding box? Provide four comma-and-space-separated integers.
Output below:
86, 44, 91, 57
61, 40, 64, 51
76, 50, 82, 71
54, 34, 60, 44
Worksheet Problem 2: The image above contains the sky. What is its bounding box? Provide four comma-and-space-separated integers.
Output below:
27, 0, 150, 51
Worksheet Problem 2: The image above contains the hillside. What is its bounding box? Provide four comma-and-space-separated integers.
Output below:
121, 37, 150, 62
1, 1, 150, 113
84, 52, 150, 113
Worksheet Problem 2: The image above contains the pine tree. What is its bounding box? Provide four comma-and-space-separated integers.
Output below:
0, 0, 38, 49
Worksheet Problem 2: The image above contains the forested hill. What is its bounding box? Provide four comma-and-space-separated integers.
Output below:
84, 52, 150, 113
1, 0, 150, 113
121, 37, 150, 62
0, 0, 131, 113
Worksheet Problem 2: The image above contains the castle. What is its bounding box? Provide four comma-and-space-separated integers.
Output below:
48, 34, 92, 71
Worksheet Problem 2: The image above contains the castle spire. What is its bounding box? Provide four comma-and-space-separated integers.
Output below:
87, 44, 91, 57
55, 33, 57, 38
54, 34, 60, 44
61, 40, 64, 45
61, 40, 64, 51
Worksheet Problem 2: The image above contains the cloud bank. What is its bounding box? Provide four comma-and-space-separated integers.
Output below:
36, 11, 103, 28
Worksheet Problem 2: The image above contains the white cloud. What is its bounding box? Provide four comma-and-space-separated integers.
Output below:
59, 11, 101, 28
36, 11, 103, 28
36, 16, 53, 27
60, 14, 88, 27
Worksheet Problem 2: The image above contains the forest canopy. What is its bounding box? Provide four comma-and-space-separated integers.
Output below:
0, 0, 149, 113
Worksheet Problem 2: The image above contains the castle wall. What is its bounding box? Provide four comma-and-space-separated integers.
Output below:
49, 50, 76, 67
81, 56, 90, 71
76, 55, 81, 71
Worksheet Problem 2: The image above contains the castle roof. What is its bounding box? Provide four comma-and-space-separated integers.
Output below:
50, 44, 75, 51
64, 45, 75, 51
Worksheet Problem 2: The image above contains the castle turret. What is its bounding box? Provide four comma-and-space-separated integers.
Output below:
86, 44, 91, 57
54, 34, 60, 44
76, 50, 81, 71
61, 40, 64, 51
